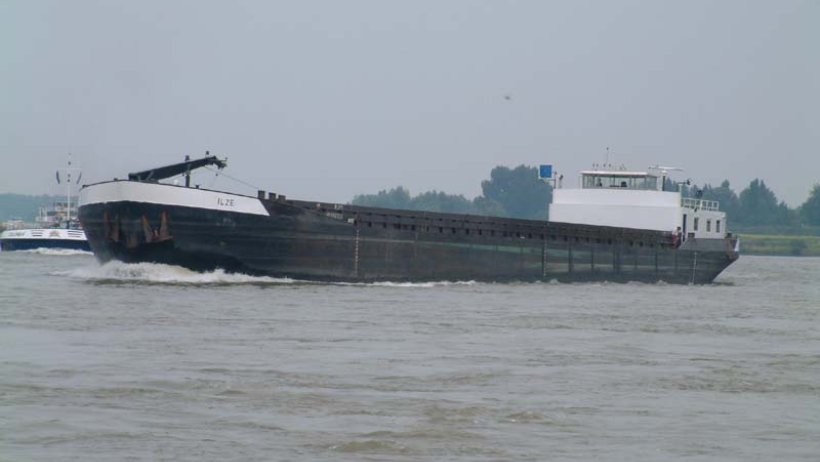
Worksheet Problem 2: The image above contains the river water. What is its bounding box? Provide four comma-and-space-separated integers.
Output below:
1, 251, 818, 461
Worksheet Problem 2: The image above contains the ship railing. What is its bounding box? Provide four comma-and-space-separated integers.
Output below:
681, 197, 720, 211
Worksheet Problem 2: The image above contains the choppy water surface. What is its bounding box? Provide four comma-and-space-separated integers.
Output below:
1, 252, 818, 461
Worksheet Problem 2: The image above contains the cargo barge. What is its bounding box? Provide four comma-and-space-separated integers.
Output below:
77, 155, 739, 284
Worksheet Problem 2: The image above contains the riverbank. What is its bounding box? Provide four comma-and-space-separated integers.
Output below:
738, 233, 820, 257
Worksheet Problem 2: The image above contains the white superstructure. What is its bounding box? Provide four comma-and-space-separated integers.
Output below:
35, 201, 79, 228
549, 167, 727, 240
1, 228, 87, 242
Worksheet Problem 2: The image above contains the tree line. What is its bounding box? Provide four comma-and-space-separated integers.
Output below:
2, 171, 818, 229
351, 166, 820, 228
351, 165, 552, 220
0, 194, 61, 222
684, 179, 820, 228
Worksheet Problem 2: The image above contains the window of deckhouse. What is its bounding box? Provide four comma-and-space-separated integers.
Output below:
583, 174, 657, 190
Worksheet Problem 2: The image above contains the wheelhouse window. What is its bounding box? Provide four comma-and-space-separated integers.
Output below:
582, 173, 658, 190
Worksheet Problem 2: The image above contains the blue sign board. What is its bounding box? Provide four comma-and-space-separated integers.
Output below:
539, 164, 553, 179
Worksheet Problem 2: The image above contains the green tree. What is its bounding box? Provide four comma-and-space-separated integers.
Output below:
473, 196, 507, 217
777, 201, 799, 226
663, 177, 693, 197
737, 179, 781, 226
411, 191, 476, 214
351, 187, 481, 215
351, 187, 412, 209
799, 184, 820, 226
480, 165, 552, 220
701, 180, 740, 223
0, 194, 61, 221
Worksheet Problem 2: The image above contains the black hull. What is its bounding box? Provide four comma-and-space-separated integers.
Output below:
1, 238, 90, 252
78, 184, 739, 284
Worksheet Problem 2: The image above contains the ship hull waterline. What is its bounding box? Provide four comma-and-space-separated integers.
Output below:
78, 182, 739, 284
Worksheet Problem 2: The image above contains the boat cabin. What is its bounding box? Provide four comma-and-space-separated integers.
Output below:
549, 166, 728, 240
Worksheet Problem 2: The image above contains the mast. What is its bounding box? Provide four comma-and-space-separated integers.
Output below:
57, 153, 82, 227
66, 154, 72, 224
184, 155, 191, 187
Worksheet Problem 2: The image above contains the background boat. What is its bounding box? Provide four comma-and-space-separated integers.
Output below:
0, 156, 90, 252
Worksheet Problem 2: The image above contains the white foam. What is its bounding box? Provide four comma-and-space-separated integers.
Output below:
341, 280, 478, 288
54, 261, 480, 287
19, 248, 94, 257
56, 261, 295, 285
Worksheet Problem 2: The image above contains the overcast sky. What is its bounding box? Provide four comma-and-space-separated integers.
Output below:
2, 0, 817, 206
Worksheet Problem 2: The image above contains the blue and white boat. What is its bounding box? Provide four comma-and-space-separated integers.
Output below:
0, 158, 90, 252
0, 226, 89, 251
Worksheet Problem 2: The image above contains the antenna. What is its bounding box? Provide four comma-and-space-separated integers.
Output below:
56, 153, 82, 227
648, 165, 683, 172
67, 153, 71, 224
184, 155, 191, 187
